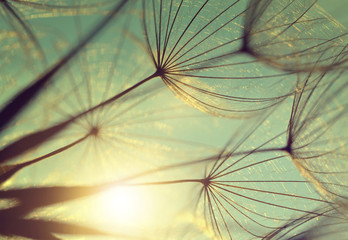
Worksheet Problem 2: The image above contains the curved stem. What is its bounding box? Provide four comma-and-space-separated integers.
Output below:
0, 0, 129, 132
0, 134, 89, 185
0, 72, 159, 164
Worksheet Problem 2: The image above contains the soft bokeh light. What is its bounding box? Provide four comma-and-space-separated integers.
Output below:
98, 186, 148, 226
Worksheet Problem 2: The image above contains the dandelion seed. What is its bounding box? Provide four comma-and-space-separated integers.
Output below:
139, 0, 299, 117
283, 69, 348, 207
243, 0, 348, 72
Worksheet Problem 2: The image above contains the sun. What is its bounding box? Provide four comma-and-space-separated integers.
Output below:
98, 186, 147, 226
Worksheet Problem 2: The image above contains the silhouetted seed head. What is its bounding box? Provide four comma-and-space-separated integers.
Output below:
89, 126, 100, 137
283, 143, 293, 155
240, 37, 250, 54
155, 67, 166, 78
201, 177, 211, 188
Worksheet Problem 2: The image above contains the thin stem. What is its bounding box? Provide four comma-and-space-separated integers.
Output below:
0, 134, 89, 184
123, 178, 203, 186
0, 72, 159, 164
0, 0, 129, 132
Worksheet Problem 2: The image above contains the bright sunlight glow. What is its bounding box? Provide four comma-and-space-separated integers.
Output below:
98, 186, 145, 226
